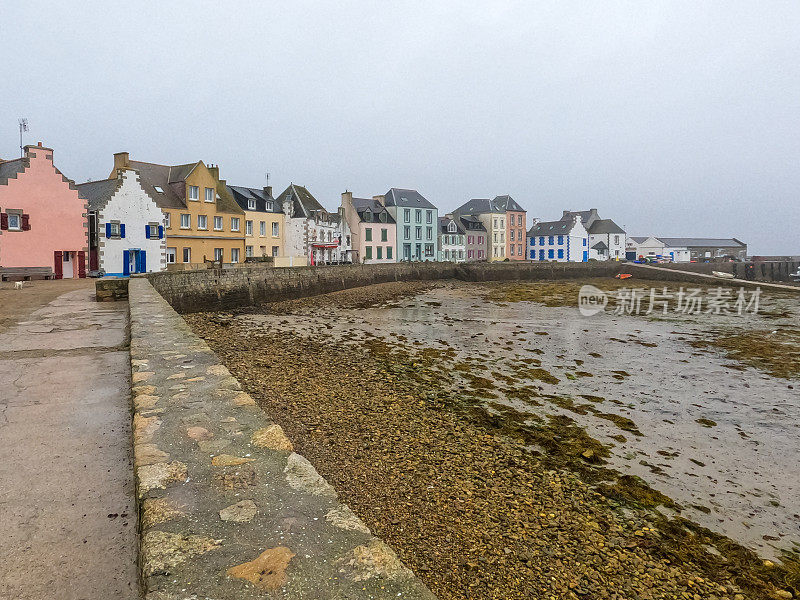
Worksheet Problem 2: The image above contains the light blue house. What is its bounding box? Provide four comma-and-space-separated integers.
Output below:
381, 188, 438, 261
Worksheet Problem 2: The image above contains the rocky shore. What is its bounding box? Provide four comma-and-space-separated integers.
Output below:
186, 280, 799, 600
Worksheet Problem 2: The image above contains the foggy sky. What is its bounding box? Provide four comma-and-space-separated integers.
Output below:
2, 1, 799, 254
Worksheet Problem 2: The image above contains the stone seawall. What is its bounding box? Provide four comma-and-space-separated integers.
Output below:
655, 260, 800, 283
128, 278, 435, 599
144, 260, 782, 314
147, 261, 625, 313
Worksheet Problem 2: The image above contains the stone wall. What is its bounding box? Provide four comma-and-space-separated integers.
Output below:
128, 277, 435, 599
654, 260, 800, 283
95, 276, 129, 301
146, 260, 786, 314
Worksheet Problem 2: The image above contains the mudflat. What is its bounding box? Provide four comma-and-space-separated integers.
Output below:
188, 278, 800, 600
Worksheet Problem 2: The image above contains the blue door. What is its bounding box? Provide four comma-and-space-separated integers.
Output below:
582, 251, 588, 262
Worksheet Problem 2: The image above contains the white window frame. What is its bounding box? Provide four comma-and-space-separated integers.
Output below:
180, 213, 191, 229
148, 224, 159, 239
182, 247, 191, 263
231, 217, 240, 232
246, 245, 253, 257
166, 247, 176, 263
214, 216, 223, 231
214, 248, 223, 262
108, 221, 121, 238
188, 186, 199, 201
272, 222, 279, 237
260, 221, 266, 236
204, 187, 214, 202
246, 220, 253, 235
197, 215, 208, 230
248, 199, 256, 210
231, 248, 240, 263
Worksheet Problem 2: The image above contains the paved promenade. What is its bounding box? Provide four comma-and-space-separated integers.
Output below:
0, 282, 139, 600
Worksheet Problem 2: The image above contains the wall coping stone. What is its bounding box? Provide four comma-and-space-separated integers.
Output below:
129, 277, 436, 599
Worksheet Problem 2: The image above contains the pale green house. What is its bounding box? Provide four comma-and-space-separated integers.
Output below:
380, 188, 438, 261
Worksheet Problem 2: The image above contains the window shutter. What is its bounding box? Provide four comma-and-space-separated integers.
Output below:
77, 251, 86, 278
0, 213, 7, 230
54, 251, 63, 279
146, 225, 151, 239
105, 223, 112, 238
120, 224, 126, 238
21, 214, 30, 230
158, 225, 164, 239
139, 250, 147, 273
122, 250, 130, 276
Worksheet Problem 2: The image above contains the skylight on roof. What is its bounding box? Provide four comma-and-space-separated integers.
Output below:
154, 186, 164, 193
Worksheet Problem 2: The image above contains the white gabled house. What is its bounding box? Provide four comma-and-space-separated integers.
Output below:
560, 209, 625, 260
77, 169, 166, 276
527, 215, 589, 262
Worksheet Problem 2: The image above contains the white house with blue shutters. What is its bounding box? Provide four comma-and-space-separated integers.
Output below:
77, 169, 166, 276
527, 215, 589, 262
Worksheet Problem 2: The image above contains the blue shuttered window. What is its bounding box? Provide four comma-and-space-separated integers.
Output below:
158, 225, 164, 239
122, 250, 130, 276
120, 224, 126, 238
138, 250, 147, 273
105, 223, 112, 238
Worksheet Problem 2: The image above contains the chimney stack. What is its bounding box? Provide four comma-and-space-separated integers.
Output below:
113, 152, 130, 174
264, 185, 272, 198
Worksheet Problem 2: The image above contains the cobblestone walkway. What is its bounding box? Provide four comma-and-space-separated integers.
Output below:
0, 285, 139, 600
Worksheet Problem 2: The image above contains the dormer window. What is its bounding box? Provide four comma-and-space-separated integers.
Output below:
267, 201, 273, 211
448, 222, 456, 233
248, 199, 256, 210
364, 209, 372, 222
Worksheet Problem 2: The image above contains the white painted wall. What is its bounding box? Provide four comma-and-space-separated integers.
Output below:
528, 220, 589, 262
98, 171, 165, 275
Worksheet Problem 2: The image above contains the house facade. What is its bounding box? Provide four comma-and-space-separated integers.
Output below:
227, 184, 284, 259
279, 184, 345, 265
110, 153, 244, 266
453, 198, 506, 260
0, 143, 87, 279
528, 216, 589, 262
560, 209, 625, 260
492, 195, 527, 261
340, 192, 396, 264
77, 169, 165, 276
656, 238, 747, 262
381, 188, 437, 261
459, 215, 488, 261
438, 215, 466, 262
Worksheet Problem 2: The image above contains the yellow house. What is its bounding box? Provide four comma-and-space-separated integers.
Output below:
226, 184, 284, 259
111, 153, 245, 266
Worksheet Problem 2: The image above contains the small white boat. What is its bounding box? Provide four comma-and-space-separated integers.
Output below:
712, 271, 735, 279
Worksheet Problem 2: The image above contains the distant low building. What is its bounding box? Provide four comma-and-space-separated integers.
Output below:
627, 237, 746, 262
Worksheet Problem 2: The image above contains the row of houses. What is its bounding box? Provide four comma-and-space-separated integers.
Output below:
0, 142, 747, 279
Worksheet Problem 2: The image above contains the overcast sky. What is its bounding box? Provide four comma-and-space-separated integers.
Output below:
2, 1, 799, 254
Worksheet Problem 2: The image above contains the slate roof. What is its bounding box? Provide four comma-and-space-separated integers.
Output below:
657, 237, 746, 248
439, 216, 465, 235
383, 188, 435, 209
278, 184, 328, 219
459, 215, 487, 231
592, 241, 608, 250
628, 236, 649, 244
76, 178, 120, 211
527, 220, 576, 236
0, 157, 28, 185
491, 195, 524, 212
228, 185, 282, 214
453, 198, 494, 215
560, 210, 595, 224
125, 160, 188, 210
352, 197, 395, 224
587, 219, 625, 235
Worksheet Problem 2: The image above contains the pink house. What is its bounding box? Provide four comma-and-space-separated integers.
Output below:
0, 143, 87, 279
340, 192, 397, 263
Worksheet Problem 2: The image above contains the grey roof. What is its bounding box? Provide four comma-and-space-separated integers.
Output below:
439, 216, 465, 235
528, 220, 576, 236
587, 219, 625, 235
383, 188, 436, 210
278, 184, 328, 219
126, 160, 187, 210
657, 237, 746, 248
561, 209, 594, 223
458, 215, 486, 231
491, 195, 525, 212
592, 241, 608, 250
76, 178, 120, 210
453, 198, 494, 215
0, 157, 28, 185
352, 197, 395, 224
228, 185, 282, 214
628, 236, 649, 244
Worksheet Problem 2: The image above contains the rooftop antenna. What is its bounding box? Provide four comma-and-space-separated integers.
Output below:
18, 118, 28, 157
265, 172, 270, 186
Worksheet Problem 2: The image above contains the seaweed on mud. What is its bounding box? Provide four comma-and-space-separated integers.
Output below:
597, 475, 676, 508
692, 328, 800, 379
696, 418, 718, 428
596, 412, 643, 436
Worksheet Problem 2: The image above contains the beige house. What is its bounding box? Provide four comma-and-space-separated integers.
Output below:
453, 198, 506, 260
227, 185, 284, 259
